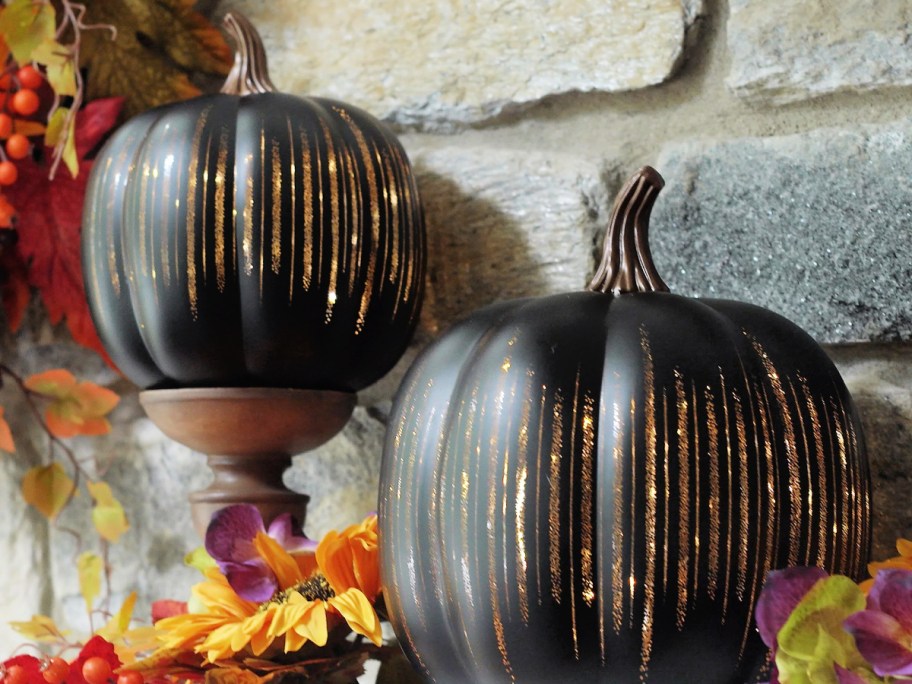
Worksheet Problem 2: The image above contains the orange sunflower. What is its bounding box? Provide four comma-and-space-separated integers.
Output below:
861, 538, 912, 593
155, 514, 382, 663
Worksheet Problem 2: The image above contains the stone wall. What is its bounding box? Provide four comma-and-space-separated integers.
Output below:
2, 0, 912, 662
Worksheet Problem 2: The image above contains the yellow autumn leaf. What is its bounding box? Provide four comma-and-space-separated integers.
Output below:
0, 407, 14, 453
97, 591, 162, 664
79, 0, 232, 120
87, 480, 129, 542
45, 107, 77, 178
0, 0, 56, 65
77, 551, 103, 613
30, 37, 78, 96
8, 614, 68, 643
21, 462, 75, 519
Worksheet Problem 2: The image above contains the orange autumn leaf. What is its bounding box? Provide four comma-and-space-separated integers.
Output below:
21, 462, 75, 519
8, 614, 69, 643
24, 369, 119, 438
0, 407, 14, 452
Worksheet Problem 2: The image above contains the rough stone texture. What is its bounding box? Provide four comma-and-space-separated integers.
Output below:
651, 119, 912, 344
727, 0, 912, 104
286, 407, 389, 539
413, 144, 611, 334
829, 344, 912, 562
217, 0, 702, 129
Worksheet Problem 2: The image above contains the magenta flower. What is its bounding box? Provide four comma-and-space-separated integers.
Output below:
755, 566, 828, 683
844, 568, 912, 677
204, 504, 316, 602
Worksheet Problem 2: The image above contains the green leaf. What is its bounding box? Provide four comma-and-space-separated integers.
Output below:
184, 546, 216, 574
775, 575, 869, 684
0, 0, 56, 64
21, 462, 75, 519
77, 551, 103, 613
45, 107, 78, 179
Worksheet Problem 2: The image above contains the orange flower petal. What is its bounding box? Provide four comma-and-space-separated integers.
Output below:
253, 531, 304, 589
329, 588, 381, 646
292, 600, 328, 647
897, 538, 912, 557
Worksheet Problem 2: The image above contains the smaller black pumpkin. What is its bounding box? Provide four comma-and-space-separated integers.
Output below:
82, 13, 425, 391
379, 167, 870, 683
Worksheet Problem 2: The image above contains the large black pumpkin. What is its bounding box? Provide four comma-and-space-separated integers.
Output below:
82, 14, 424, 391
379, 167, 871, 683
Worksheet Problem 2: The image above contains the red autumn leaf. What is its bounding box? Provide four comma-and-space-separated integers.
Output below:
0, 243, 30, 332
68, 635, 122, 684
151, 599, 188, 623
5, 97, 123, 360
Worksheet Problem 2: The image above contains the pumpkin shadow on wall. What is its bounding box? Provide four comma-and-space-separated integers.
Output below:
417, 169, 549, 335
359, 169, 549, 405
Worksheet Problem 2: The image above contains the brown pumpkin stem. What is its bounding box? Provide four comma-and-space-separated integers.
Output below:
221, 12, 277, 96
588, 166, 670, 295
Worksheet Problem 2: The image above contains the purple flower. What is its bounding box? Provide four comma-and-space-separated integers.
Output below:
844, 568, 912, 677
204, 504, 316, 602
755, 566, 829, 683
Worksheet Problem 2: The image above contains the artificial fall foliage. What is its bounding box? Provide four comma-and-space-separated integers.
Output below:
0, 0, 233, 359
79, 0, 232, 120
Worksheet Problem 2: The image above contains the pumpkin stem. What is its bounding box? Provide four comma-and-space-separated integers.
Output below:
588, 166, 669, 295
221, 12, 277, 96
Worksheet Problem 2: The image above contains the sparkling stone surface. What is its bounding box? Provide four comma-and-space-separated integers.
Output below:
651, 120, 912, 344
727, 0, 912, 103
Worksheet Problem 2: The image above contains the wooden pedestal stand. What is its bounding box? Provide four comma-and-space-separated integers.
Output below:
139, 387, 356, 537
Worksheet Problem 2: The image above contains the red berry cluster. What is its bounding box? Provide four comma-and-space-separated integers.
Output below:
1, 658, 145, 684
0, 64, 44, 192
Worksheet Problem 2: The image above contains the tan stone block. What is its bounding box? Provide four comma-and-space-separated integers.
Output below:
218, 0, 702, 128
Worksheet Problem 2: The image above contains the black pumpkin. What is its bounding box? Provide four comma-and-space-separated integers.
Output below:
379, 167, 871, 683
82, 13, 424, 391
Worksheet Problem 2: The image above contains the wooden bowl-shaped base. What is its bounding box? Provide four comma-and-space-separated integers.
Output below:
140, 387, 356, 537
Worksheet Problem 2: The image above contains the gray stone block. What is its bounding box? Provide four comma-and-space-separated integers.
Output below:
651, 121, 912, 344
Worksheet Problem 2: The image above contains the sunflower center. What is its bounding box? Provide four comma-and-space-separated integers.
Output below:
261, 574, 336, 610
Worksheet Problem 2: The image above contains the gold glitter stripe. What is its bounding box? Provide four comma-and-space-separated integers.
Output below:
640, 330, 657, 674
692, 382, 701, 604
733, 390, 749, 600
320, 120, 340, 321
798, 375, 829, 568
568, 373, 580, 660
214, 128, 229, 291
675, 369, 689, 629
580, 393, 596, 609
751, 337, 802, 565
185, 107, 210, 318
704, 386, 721, 599
548, 390, 564, 605
270, 139, 282, 275
789, 379, 815, 566
611, 399, 626, 633
719, 372, 733, 621
286, 118, 296, 300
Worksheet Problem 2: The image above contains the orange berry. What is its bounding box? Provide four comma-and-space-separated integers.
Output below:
0, 161, 18, 186
11, 88, 39, 116
5, 665, 28, 684
17, 65, 43, 90
81, 657, 113, 684
42, 657, 69, 684
116, 672, 144, 684
0, 113, 12, 139
5, 134, 29, 160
